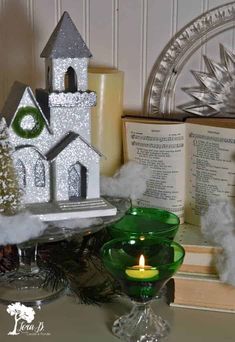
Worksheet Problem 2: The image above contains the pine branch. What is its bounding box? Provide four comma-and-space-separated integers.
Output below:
71, 280, 119, 306
37, 231, 120, 305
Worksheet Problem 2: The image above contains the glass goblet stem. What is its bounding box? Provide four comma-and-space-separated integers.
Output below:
17, 243, 40, 275
112, 300, 170, 342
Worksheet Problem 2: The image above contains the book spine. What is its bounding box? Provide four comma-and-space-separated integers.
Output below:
179, 250, 217, 274
171, 276, 235, 312
170, 302, 235, 314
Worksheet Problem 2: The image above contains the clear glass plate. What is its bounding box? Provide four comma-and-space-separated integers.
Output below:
0, 197, 131, 306
24, 197, 131, 245
144, 2, 235, 119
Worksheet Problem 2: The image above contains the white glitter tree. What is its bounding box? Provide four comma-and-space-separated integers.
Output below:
0, 118, 21, 215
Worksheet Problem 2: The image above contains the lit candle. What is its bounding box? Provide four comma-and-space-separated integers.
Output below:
125, 254, 159, 280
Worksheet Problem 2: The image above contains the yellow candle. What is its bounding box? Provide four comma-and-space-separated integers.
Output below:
125, 255, 159, 280
88, 68, 124, 176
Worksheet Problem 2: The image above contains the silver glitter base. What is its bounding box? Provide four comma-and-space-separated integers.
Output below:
49, 91, 96, 108
26, 197, 117, 221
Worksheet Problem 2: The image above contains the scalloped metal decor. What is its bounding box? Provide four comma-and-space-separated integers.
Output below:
144, 1, 235, 118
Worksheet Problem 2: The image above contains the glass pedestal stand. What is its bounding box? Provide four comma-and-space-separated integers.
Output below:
0, 243, 66, 306
0, 198, 130, 306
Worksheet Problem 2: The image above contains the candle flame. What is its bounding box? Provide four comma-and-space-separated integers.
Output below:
139, 254, 145, 268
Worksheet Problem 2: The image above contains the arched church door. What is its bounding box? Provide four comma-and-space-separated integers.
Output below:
68, 163, 86, 200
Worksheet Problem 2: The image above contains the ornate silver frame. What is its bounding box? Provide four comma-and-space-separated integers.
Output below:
144, 1, 235, 117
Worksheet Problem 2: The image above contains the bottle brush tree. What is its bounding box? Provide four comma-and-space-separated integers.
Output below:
0, 118, 21, 215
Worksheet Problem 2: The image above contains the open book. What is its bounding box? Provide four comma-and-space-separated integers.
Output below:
123, 117, 235, 225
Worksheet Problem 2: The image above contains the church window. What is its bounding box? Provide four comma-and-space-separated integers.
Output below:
47, 66, 52, 91
34, 158, 46, 187
15, 159, 26, 188
64, 67, 77, 92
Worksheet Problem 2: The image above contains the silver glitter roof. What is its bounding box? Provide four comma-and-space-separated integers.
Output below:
41, 12, 92, 59
1, 81, 51, 132
45, 131, 102, 162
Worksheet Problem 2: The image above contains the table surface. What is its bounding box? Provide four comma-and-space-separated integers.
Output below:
0, 295, 234, 341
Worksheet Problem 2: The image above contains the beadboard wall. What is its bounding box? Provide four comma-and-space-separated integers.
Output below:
0, 0, 233, 113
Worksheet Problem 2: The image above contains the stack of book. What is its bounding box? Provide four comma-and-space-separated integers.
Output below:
122, 116, 235, 313
171, 224, 235, 313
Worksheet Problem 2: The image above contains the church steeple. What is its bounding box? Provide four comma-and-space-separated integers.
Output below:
36, 11, 96, 142
41, 12, 92, 59
41, 12, 91, 92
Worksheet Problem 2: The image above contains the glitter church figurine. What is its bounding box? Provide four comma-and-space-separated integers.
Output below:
1, 12, 116, 221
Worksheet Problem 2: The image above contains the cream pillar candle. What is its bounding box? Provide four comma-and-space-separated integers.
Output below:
88, 68, 124, 176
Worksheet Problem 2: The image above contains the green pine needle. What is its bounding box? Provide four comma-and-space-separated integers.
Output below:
37, 228, 120, 305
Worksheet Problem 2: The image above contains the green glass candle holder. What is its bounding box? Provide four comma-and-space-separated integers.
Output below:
108, 207, 180, 240
101, 236, 185, 341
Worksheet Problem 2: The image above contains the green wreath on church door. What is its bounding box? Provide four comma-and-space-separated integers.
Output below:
12, 106, 45, 139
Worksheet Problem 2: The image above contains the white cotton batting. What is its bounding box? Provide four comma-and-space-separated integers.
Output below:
0, 212, 46, 245
201, 199, 235, 286
101, 161, 150, 200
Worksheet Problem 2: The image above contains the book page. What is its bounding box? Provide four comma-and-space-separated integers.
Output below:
185, 123, 235, 225
123, 119, 185, 221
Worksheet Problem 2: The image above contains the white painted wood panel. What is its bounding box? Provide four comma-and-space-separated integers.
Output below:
0, 0, 233, 114
60, 0, 84, 35
89, 0, 114, 67
32, 0, 56, 89
1, 0, 32, 100
118, 0, 143, 112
